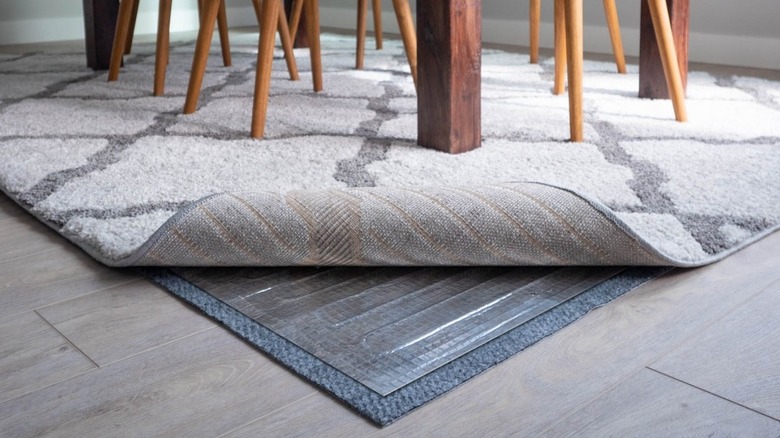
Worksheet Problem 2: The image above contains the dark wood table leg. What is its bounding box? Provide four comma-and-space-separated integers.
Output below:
83, 0, 119, 70
284, 0, 309, 48
417, 0, 482, 154
638, 0, 689, 98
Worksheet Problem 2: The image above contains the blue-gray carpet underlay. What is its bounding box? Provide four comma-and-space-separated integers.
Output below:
141, 266, 671, 426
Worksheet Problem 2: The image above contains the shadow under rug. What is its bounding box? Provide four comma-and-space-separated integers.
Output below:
142, 265, 670, 426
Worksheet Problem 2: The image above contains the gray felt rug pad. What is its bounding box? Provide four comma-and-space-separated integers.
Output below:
143, 265, 670, 426
1, 33, 778, 267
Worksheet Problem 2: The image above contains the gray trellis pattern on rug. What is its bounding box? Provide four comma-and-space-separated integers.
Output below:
0, 33, 778, 266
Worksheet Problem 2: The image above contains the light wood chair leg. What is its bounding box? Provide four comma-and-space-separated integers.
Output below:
217, 0, 232, 67
251, 0, 282, 138
108, 0, 137, 82
289, 0, 305, 42
372, 0, 383, 50
553, 0, 567, 95
529, 0, 540, 64
125, 0, 140, 55
154, 0, 173, 96
391, 0, 417, 89
251, 0, 299, 81
277, 1, 300, 81
305, 0, 323, 92
603, 0, 626, 74
251, 0, 262, 26
648, 0, 687, 122
183, 0, 221, 114
564, 0, 584, 142
356, 0, 367, 69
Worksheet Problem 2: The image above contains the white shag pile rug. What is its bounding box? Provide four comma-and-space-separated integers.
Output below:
0, 33, 778, 267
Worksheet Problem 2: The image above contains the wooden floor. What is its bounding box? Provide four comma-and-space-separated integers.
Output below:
2, 35, 780, 437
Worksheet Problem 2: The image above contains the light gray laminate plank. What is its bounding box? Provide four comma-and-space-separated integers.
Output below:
0, 327, 317, 438
0, 217, 64, 263
0, 311, 95, 404
223, 393, 378, 438
541, 368, 780, 437
247, 232, 780, 436
37, 279, 216, 366
0, 244, 138, 319
650, 276, 780, 420
0, 193, 25, 220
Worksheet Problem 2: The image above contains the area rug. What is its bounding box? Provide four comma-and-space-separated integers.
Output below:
0, 32, 778, 426
0, 33, 778, 267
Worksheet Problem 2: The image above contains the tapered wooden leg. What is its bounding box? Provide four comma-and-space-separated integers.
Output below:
305, 0, 323, 92
154, 0, 173, 96
529, 0, 540, 64
251, 0, 262, 24
289, 0, 305, 42
372, 0, 383, 49
107, 0, 136, 81
124, 0, 140, 54
183, 0, 221, 114
564, 0, 584, 142
647, 0, 687, 122
603, 0, 626, 73
356, 0, 367, 69
553, 0, 567, 95
251, 0, 282, 138
217, 0, 232, 67
252, 0, 298, 80
277, 2, 300, 80
392, 0, 417, 88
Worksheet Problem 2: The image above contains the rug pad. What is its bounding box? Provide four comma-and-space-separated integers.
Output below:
173, 265, 624, 395
142, 265, 671, 426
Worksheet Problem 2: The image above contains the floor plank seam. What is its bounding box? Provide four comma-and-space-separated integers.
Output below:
26, 277, 144, 316
531, 267, 780, 436
94, 324, 218, 368
640, 274, 780, 368
0, 312, 100, 406
646, 367, 780, 423
33, 309, 100, 368
0, 247, 60, 266
532, 364, 654, 437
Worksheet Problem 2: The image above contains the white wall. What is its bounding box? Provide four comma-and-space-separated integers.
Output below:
2, 0, 779, 70
0, 0, 201, 45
